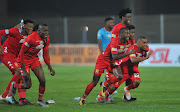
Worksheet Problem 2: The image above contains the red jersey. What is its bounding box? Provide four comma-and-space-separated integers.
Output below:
121, 44, 149, 74
0, 27, 28, 57
101, 37, 129, 65
20, 31, 50, 64
111, 23, 125, 40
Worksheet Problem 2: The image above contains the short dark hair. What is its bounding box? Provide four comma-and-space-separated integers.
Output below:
105, 17, 113, 23
126, 25, 135, 30
119, 27, 129, 34
24, 20, 34, 24
33, 24, 39, 31
119, 8, 132, 19
137, 36, 147, 42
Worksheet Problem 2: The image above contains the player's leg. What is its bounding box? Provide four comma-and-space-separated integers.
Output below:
79, 57, 106, 105
124, 73, 141, 101
18, 67, 32, 105
31, 65, 48, 107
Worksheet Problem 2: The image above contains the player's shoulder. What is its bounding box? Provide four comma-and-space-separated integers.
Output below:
98, 27, 105, 33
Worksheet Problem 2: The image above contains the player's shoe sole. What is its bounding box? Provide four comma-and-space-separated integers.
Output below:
122, 94, 137, 102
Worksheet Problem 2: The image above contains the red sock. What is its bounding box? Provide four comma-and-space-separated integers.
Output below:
18, 80, 26, 99
82, 82, 95, 99
110, 76, 119, 84
105, 85, 114, 97
127, 83, 137, 90
38, 85, 45, 101
7, 75, 20, 97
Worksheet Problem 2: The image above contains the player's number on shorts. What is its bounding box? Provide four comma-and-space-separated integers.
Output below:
134, 73, 140, 78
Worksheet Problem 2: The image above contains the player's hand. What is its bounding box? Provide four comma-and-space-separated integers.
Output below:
146, 50, 153, 59
129, 48, 135, 54
0, 46, 4, 54
50, 68, 55, 76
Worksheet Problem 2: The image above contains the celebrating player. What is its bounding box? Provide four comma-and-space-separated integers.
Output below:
10, 24, 55, 107
0, 20, 34, 104
79, 27, 134, 105
104, 36, 153, 102
111, 8, 132, 39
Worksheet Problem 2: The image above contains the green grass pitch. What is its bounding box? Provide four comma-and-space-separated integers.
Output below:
0, 65, 180, 112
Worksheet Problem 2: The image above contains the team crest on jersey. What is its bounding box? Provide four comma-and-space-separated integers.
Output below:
95, 69, 99, 74
108, 34, 111, 38
25, 42, 30, 47
5, 29, 9, 34
111, 48, 117, 51
130, 54, 136, 57
125, 45, 129, 47
23, 36, 27, 38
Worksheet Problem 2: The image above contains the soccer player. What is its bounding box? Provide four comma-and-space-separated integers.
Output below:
97, 17, 114, 53
0, 20, 34, 104
11, 24, 55, 107
104, 36, 153, 102
111, 8, 132, 39
79, 27, 134, 105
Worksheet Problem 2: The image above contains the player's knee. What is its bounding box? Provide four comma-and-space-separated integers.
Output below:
25, 83, 32, 89
133, 80, 141, 87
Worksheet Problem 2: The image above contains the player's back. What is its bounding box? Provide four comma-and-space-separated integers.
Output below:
97, 27, 112, 51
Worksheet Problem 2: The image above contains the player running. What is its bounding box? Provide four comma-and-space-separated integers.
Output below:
104, 36, 153, 102
79, 27, 135, 105
0, 20, 34, 104
10, 24, 55, 107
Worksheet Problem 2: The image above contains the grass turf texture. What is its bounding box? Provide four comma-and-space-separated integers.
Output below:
0, 65, 180, 112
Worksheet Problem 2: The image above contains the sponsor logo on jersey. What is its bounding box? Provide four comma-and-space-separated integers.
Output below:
111, 34, 116, 37
137, 53, 142, 57
130, 54, 136, 57
25, 42, 30, 47
5, 29, 9, 34
111, 48, 117, 51
39, 40, 44, 44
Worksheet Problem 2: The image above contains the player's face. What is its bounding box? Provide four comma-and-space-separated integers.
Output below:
123, 13, 131, 25
23, 23, 34, 35
39, 26, 49, 39
129, 29, 135, 39
106, 20, 114, 30
122, 29, 130, 42
139, 39, 148, 50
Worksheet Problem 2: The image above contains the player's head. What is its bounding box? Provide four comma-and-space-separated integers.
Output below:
127, 25, 135, 39
137, 36, 148, 51
38, 24, 49, 39
119, 8, 132, 25
23, 19, 34, 35
119, 27, 130, 42
105, 17, 114, 30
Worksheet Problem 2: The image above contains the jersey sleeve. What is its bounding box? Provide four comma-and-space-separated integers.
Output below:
43, 37, 50, 64
110, 38, 118, 54
111, 26, 118, 39
0, 27, 19, 37
97, 30, 102, 39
